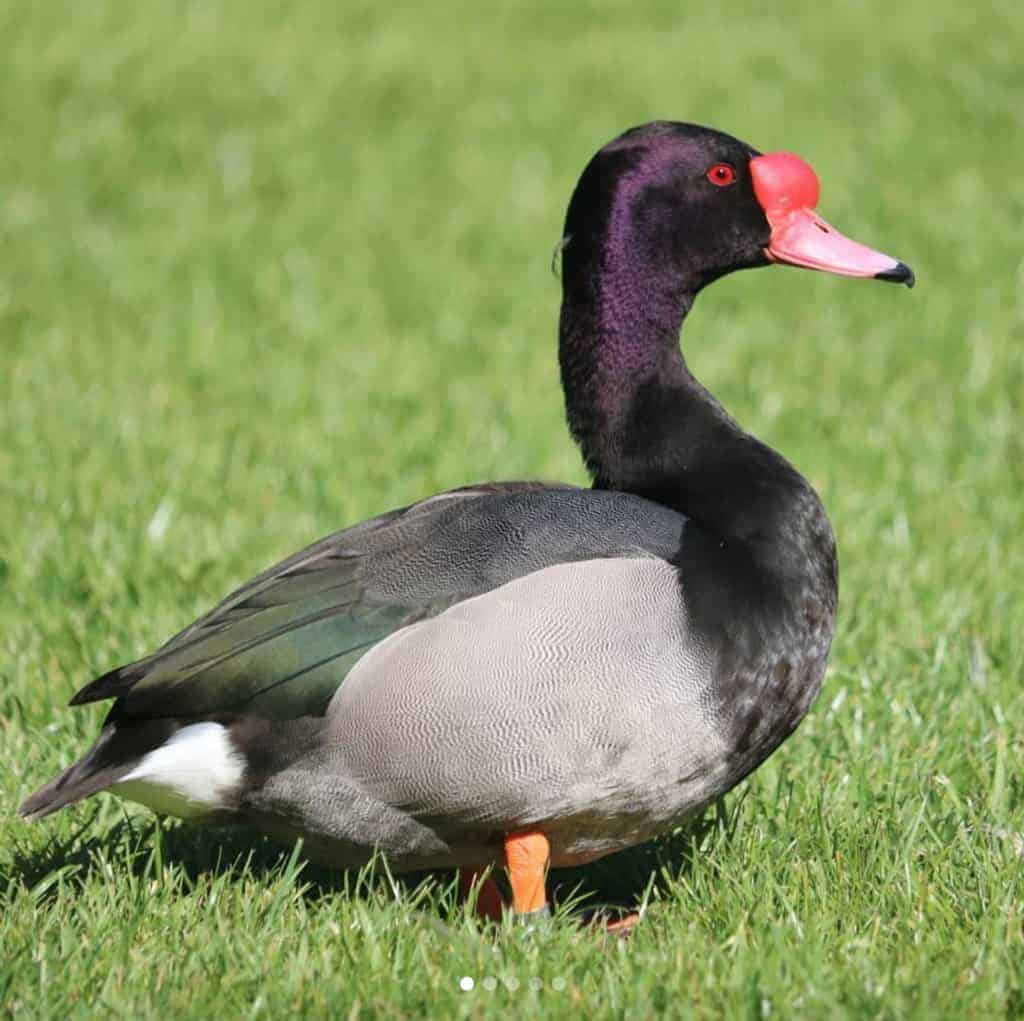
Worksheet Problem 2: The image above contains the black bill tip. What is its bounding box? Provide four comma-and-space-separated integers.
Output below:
875, 261, 915, 289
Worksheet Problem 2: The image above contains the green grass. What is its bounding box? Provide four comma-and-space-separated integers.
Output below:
2, 0, 1022, 1016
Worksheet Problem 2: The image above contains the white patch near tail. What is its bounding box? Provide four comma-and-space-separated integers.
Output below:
113, 722, 245, 819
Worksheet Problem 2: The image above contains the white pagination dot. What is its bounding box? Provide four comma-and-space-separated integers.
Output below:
459, 976, 475, 992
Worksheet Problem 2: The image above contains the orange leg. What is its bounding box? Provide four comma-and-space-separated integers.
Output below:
458, 868, 506, 921
504, 830, 550, 916
601, 912, 641, 937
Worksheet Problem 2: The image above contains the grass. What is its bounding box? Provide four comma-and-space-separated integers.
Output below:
1, 0, 1022, 1016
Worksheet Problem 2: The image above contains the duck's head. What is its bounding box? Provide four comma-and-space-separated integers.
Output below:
561, 121, 913, 299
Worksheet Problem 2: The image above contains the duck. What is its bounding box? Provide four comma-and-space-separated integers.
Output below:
19, 122, 912, 924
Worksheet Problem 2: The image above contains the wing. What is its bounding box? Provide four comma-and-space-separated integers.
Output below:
71, 483, 686, 720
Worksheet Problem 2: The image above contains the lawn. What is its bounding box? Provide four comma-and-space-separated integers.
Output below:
1, 0, 1022, 1016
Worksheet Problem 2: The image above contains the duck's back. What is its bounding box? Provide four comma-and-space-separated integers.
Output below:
74, 484, 687, 716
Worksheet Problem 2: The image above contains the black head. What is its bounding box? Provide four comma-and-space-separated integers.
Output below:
560, 121, 913, 309
561, 122, 772, 298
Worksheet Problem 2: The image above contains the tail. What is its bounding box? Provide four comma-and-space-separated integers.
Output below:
19, 715, 325, 823
18, 718, 179, 821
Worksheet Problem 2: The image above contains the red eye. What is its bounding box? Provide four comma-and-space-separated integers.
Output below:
707, 163, 736, 187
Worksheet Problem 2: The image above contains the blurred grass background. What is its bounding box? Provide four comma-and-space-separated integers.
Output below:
1, 0, 1022, 1017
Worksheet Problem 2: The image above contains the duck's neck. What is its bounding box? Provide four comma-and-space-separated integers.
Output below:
559, 254, 831, 574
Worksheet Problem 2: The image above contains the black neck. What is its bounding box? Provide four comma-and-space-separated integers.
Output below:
559, 245, 829, 569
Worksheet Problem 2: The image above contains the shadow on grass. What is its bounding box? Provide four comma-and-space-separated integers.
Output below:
6, 793, 746, 919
